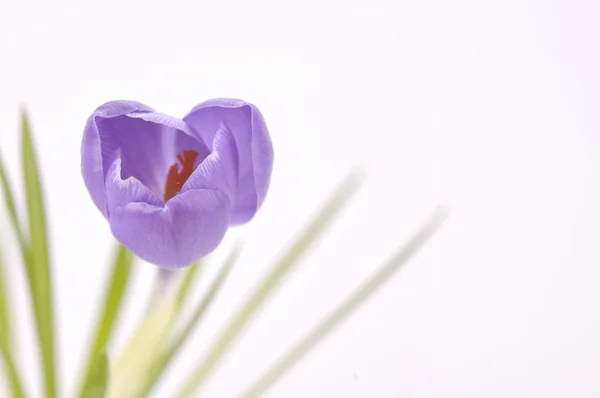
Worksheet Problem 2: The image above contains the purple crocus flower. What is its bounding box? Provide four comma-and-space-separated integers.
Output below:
81, 99, 273, 268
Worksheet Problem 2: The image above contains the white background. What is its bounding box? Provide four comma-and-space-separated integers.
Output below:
1, 0, 599, 397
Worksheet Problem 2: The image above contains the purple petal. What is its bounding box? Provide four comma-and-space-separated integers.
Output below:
99, 112, 209, 202
109, 189, 231, 268
81, 101, 211, 217
81, 100, 153, 217
183, 98, 274, 224
181, 124, 239, 201
104, 156, 162, 215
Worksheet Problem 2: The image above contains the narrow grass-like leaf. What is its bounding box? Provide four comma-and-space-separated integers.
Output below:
0, 342, 26, 398
241, 206, 448, 397
137, 244, 242, 398
80, 351, 109, 398
0, 247, 27, 398
0, 150, 25, 247
144, 260, 203, 317
175, 171, 365, 398
108, 294, 178, 398
0, 247, 13, 349
175, 260, 203, 309
1, 144, 34, 397
76, 245, 134, 398
21, 110, 57, 398
0, 144, 34, 396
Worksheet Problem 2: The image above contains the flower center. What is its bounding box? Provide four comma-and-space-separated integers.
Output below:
164, 150, 199, 202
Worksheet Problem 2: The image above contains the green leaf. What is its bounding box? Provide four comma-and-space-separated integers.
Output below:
175, 171, 365, 398
108, 293, 178, 398
76, 245, 134, 398
0, 247, 27, 398
137, 244, 242, 398
0, 148, 25, 247
241, 206, 448, 397
80, 351, 109, 398
0, 342, 26, 398
0, 136, 33, 398
175, 260, 203, 309
21, 109, 57, 398
0, 247, 13, 349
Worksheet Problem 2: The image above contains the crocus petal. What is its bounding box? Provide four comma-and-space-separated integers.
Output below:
98, 112, 209, 201
82, 101, 211, 218
125, 111, 210, 170
183, 98, 274, 224
81, 100, 154, 217
181, 124, 239, 201
104, 156, 162, 216
109, 189, 231, 268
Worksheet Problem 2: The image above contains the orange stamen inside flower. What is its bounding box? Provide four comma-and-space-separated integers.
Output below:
164, 150, 199, 202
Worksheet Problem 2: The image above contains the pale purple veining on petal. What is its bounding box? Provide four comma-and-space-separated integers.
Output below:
98, 113, 209, 202
183, 98, 274, 224
81, 100, 154, 217
109, 189, 231, 268
82, 101, 212, 217
104, 156, 163, 215
181, 124, 239, 200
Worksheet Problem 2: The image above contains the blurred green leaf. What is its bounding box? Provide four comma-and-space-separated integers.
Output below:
0, 342, 26, 398
175, 260, 203, 309
241, 207, 449, 397
0, 138, 33, 398
137, 244, 242, 398
21, 109, 57, 398
0, 149, 25, 247
76, 245, 134, 398
80, 351, 109, 398
108, 291, 178, 398
175, 171, 365, 398
0, 247, 27, 398
0, 247, 13, 349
